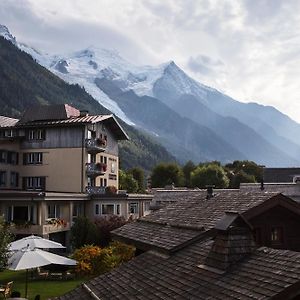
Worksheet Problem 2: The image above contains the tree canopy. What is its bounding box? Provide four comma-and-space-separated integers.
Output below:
191, 164, 229, 188
151, 162, 184, 188
119, 169, 139, 193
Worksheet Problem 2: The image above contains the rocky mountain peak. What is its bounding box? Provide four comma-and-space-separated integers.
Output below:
0, 24, 16, 44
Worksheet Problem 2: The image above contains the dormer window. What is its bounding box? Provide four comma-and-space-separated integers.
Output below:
271, 227, 283, 245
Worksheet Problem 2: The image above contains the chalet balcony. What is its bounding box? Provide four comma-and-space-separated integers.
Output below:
85, 138, 106, 153
86, 186, 106, 194
9, 220, 70, 236
86, 162, 107, 177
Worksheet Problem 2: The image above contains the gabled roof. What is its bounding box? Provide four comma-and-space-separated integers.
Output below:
56, 238, 300, 300
113, 191, 290, 251
215, 211, 253, 231
1, 104, 129, 140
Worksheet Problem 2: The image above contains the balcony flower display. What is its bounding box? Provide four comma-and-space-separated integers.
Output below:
97, 163, 107, 172
46, 218, 67, 227
97, 138, 107, 147
105, 186, 117, 195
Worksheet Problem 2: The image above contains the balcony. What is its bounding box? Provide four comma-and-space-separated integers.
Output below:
86, 162, 107, 177
9, 221, 70, 236
85, 138, 106, 153
86, 186, 106, 194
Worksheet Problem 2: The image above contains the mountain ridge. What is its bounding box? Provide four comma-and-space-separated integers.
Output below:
0, 35, 175, 172
2, 24, 300, 167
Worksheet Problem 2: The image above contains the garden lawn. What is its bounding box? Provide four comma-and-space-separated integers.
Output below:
0, 270, 86, 300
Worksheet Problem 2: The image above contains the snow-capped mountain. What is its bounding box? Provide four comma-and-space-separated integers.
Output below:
0, 25, 16, 43
2, 24, 300, 166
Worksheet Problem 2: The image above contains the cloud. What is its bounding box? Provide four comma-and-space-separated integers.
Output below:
1, 0, 300, 122
187, 55, 224, 75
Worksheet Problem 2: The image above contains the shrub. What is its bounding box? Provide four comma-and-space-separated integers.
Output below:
72, 242, 135, 276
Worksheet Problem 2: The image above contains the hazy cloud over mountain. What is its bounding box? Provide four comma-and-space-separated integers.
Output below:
1, 0, 300, 122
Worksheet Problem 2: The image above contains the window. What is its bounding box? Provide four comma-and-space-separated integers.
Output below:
48, 204, 60, 219
0, 151, 7, 163
23, 176, 45, 190
95, 204, 100, 215
0, 151, 18, 165
28, 130, 35, 140
87, 130, 92, 139
144, 202, 150, 212
101, 204, 115, 215
73, 204, 83, 218
4, 129, 13, 137
100, 155, 107, 164
0, 171, 6, 187
23, 152, 43, 165
7, 152, 18, 165
10, 172, 19, 188
116, 204, 120, 215
27, 129, 45, 141
128, 202, 139, 214
271, 227, 283, 244
111, 163, 115, 173
100, 178, 107, 187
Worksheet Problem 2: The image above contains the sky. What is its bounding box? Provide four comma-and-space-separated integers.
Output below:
1, 0, 300, 122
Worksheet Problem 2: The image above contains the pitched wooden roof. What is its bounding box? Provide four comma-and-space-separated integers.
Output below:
2, 104, 129, 140
113, 191, 290, 251
56, 238, 300, 300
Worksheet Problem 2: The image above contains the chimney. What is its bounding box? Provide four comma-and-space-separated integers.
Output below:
80, 110, 89, 117
206, 185, 214, 199
199, 212, 256, 272
260, 179, 264, 190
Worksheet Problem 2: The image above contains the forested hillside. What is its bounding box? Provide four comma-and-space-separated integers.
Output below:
0, 36, 175, 171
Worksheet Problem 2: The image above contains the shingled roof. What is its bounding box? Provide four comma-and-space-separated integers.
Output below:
56, 237, 300, 300
55, 192, 300, 300
113, 191, 290, 252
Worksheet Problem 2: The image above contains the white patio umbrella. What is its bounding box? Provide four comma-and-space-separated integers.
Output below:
9, 234, 65, 251
8, 247, 76, 298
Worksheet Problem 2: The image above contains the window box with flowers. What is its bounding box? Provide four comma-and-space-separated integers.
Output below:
46, 218, 67, 227
97, 138, 107, 147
